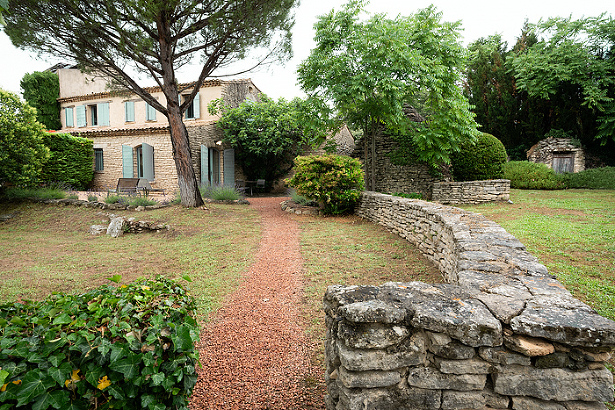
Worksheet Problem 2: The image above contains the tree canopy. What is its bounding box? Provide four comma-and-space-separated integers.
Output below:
0, 89, 49, 187
20, 71, 61, 131
511, 15, 615, 145
212, 96, 323, 183
4, 0, 298, 206
297, 0, 479, 171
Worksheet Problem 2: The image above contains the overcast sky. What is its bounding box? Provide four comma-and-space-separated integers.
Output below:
0, 0, 612, 100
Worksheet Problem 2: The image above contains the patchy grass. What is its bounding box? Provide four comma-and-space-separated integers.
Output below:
0, 202, 261, 321
460, 189, 615, 321
296, 214, 442, 340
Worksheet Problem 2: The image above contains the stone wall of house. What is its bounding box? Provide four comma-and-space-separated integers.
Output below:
91, 132, 177, 193
354, 132, 441, 199
323, 192, 615, 410
527, 138, 585, 173
431, 179, 510, 204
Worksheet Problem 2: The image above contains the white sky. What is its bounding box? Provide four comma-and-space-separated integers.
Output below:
0, 0, 612, 100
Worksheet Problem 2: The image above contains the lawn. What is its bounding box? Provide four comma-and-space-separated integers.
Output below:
460, 189, 615, 322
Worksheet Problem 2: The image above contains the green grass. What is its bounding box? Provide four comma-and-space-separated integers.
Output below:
460, 189, 615, 321
0, 202, 261, 322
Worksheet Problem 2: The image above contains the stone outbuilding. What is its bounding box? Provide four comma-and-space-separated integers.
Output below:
527, 138, 585, 174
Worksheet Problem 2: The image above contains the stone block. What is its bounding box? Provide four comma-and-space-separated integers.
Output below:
339, 299, 406, 324
338, 321, 409, 349
511, 396, 566, 410
504, 334, 555, 357
427, 331, 476, 359
441, 390, 486, 409
479, 346, 532, 366
434, 357, 492, 374
493, 365, 614, 402
337, 385, 441, 410
411, 298, 502, 347
337, 366, 404, 389
337, 332, 426, 371
407, 367, 486, 391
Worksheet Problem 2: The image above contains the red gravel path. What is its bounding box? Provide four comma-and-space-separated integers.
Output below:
189, 197, 325, 409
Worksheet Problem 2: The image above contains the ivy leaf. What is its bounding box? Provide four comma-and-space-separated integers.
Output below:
15, 370, 55, 407
181, 274, 192, 283
171, 324, 193, 352
150, 372, 165, 386
109, 352, 140, 379
32, 389, 69, 410
47, 362, 72, 386
0, 370, 8, 385
52, 313, 72, 325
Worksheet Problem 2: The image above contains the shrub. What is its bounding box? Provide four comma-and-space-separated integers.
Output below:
392, 192, 423, 200
451, 132, 508, 181
290, 189, 319, 207
0, 276, 199, 410
0, 187, 66, 202
559, 167, 615, 189
40, 132, 94, 190
200, 185, 240, 201
503, 161, 565, 189
128, 197, 157, 207
67, 193, 79, 200
88, 194, 99, 202
0, 89, 49, 187
20, 71, 62, 130
287, 155, 365, 215
104, 195, 127, 205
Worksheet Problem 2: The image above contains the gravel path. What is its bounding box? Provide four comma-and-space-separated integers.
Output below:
189, 197, 325, 409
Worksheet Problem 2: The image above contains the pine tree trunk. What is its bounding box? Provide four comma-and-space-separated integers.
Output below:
167, 108, 205, 207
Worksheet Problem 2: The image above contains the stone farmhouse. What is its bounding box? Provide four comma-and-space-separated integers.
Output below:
56, 68, 260, 193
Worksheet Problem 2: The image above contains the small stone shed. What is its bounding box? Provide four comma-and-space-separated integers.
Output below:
527, 138, 585, 174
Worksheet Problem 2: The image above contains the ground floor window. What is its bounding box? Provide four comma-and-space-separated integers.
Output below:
94, 148, 104, 171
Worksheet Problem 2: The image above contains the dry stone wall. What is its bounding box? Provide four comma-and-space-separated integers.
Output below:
432, 180, 510, 205
323, 192, 615, 410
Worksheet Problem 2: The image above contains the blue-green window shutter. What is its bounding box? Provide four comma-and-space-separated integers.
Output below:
223, 149, 235, 186
122, 145, 133, 178
125, 101, 135, 122
76, 105, 86, 127
141, 143, 155, 181
201, 145, 209, 186
146, 103, 156, 121
98, 102, 110, 126
193, 92, 200, 118
65, 107, 74, 127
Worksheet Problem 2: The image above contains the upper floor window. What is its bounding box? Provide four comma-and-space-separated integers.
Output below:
125, 101, 135, 122
146, 103, 157, 121
65, 107, 74, 127
183, 92, 200, 119
76, 105, 87, 127
86, 103, 110, 127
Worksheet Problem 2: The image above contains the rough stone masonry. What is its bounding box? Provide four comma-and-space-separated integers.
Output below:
323, 192, 615, 410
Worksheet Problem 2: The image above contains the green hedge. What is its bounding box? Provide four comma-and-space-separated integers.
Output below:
0, 276, 199, 410
451, 132, 507, 181
287, 155, 365, 215
503, 161, 565, 189
559, 167, 615, 189
40, 133, 94, 190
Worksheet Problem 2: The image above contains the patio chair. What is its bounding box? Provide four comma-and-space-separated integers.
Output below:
137, 179, 165, 196
255, 179, 266, 194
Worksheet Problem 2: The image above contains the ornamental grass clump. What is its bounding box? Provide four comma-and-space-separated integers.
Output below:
0, 276, 199, 410
287, 154, 365, 215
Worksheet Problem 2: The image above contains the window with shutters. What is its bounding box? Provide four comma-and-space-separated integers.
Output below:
125, 101, 135, 122
183, 92, 200, 119
88, 102, 110, 127
88, 104, 98, 126
146, 103, 156, 121
94, 148, 104, 171
76, 105, 87, 127
65, 107, 74, 127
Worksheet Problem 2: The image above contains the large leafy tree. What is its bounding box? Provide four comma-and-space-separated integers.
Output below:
297, 0, 478, 185
4, 0, 297, 206
0, 89, 49, 187
212, 96, 323, 183
20, 71, 62, 131
511, 14, 615, 145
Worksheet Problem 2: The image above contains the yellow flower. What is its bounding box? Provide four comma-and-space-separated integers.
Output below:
141, 286, 150, 290
97, 375, 111, 390
0, 384, 6, 392
65, 369, 80, 388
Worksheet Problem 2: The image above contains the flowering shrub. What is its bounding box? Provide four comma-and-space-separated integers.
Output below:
287, 155, 365, 215
0, 276, 199, 410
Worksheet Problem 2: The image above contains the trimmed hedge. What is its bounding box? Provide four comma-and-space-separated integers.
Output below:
287, 154, 365, 215
503, 161, 565, 189
451, 132, 507, 181
0, 276, 199, 410
560, 166, 615, 189
40, 133, 94, 190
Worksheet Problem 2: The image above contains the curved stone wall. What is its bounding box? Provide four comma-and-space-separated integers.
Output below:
323, 191, 615, 410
